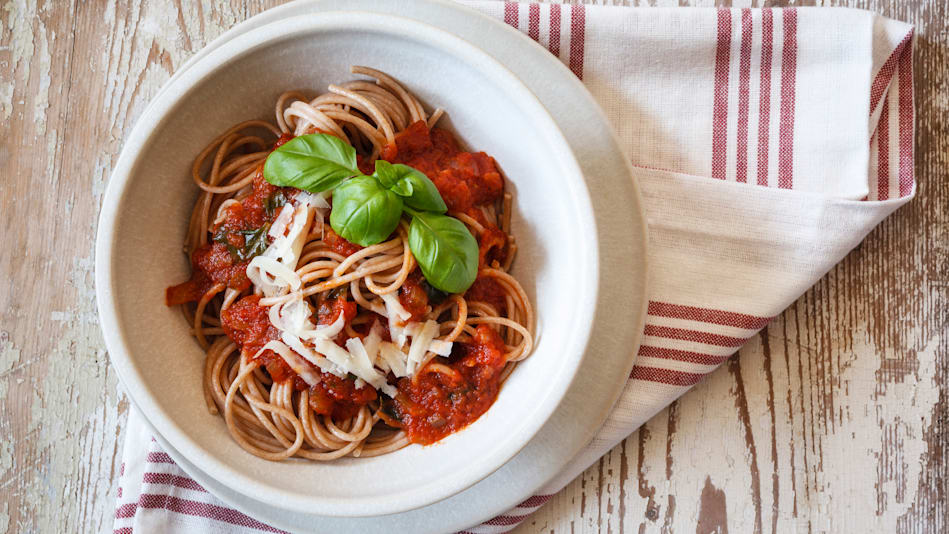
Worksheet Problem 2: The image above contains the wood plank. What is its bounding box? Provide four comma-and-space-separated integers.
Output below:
0, 2, 245, 532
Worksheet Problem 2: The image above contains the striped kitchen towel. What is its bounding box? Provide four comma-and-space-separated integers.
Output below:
114, 2, 916, 533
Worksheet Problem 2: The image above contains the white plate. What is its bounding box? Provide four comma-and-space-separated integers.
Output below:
96, 8, 600, 519
117, 0, 649, 531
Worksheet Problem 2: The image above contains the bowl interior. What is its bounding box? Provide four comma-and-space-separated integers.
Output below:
100, 12, 596, 517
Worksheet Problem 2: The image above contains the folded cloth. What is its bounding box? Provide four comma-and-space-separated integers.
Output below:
112, 2, 915, 533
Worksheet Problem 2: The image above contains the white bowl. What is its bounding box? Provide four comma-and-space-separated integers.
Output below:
96, 11, 597, 517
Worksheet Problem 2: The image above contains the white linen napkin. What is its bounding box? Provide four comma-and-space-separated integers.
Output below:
112, 3, 915, 533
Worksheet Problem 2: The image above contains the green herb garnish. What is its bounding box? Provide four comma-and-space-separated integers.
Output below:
264, 190, 288, 216
213, 223, 271, 262
405, 209, 478, 294
263, 134, 358, 192
373, 160, 447, 213
329, 175, 404, 247
263, 133, 478, 293
237, 224, 271, 261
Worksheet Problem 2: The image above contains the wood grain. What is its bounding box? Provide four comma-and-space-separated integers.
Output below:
0, 1, 944, 533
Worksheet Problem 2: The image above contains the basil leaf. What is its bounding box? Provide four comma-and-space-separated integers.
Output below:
238, 223, 271, 261
213, 223, 271, 262
330, 176, 404, 246
374, 160, 447, 214
373, 159, 401, 190
263, 133, 358, 192
408, 212, 478, 293
264, 190, 287, 216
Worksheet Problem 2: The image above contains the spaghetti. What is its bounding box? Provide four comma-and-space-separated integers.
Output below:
166, 67, 535, 461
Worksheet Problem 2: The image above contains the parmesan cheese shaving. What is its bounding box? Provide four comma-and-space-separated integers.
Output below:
282, 332, 340, 376
381, 292, 412, 322
429, 339, 453, 357
379, 342, 409, 378
255, 340, 322, 387
405, 320, 438, 376
300, 311, 346, 340
247, 255, 301, 297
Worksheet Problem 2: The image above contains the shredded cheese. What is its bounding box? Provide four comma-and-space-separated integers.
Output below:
405, 320, 439, 376
254, 340, 322, 387
243, 192, 453, 398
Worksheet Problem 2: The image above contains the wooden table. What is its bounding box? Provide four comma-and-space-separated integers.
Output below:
1, 1, 944, 532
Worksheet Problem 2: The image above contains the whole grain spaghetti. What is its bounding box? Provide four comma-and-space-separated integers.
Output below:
166, 67, 535, 461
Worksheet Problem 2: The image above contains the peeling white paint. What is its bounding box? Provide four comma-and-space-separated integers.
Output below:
31, 19, 50, 135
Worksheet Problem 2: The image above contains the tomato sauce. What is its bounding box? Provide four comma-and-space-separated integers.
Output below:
170, 126, 518, 439
385, 124, 514, 442
392, 121, 504, 214
398, 270, 430, 322
391, 325, 507, 444
465, 275, 507, 315
323, 227, 364, 257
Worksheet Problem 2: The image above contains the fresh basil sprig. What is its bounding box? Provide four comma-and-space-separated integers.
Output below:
263, 133, 479, 293
374, 160, 447, 213
407, 210, 479, 294
263, 134, 358, 192
330, 176, 404, 247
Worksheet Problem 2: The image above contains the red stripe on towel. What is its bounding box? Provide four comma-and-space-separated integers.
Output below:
877, 103, 890, 200
569, 5, 585, 79
647, 301, 772, 329
644, 325, 748, 348
757, 8, 774, 186
630, 366, 706, 386
504, 1, 518, 27
142, 472, 208, 492
897, 39, 914, 198
638, 345, 732, 366
549, 4, 561, 57
736, 9, 753, 183
777, 8, 797, 189
528, 3, 540, 41
138, 494, 287, 533
711, 9, 732, 180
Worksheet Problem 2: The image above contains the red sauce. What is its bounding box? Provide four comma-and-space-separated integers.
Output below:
392, 121, 504, 214
477, 225, 507, 269
308, 372, 378, 419
398, 271, 430, 322
465, 275, 507, 315
392, 325, 507, 444
323, 227, 363, 257
221, 295, 280, 356
317, 295, 357, 326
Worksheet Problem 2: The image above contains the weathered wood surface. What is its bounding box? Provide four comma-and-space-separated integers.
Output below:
0, 1, 944, 533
